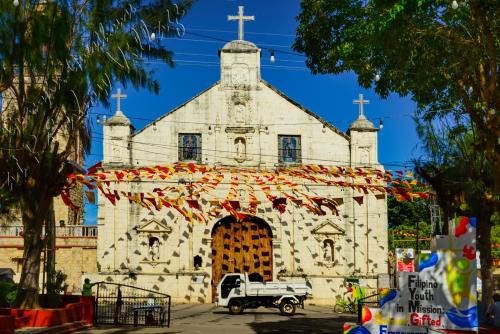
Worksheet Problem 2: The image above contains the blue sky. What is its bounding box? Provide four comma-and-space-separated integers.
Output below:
84, 0, 422, 224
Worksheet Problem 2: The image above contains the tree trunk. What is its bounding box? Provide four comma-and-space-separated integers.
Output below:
13, 195, 50, 309
45, 199, 56, 282
476, 210, 494, 316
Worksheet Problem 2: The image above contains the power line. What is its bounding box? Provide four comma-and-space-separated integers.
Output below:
90, 132, 419, 168
170, 30, 305, 58
169, 36, 291, 50
149, 59, 309, 71
172, 52, 306, 64
89, 111, 414, 127
89, 111, 343, 126
187, 27, 296, 38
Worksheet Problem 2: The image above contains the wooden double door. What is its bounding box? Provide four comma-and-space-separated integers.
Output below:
211, 216, 273, 299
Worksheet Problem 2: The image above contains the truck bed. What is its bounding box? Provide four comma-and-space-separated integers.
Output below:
244, 281, 310, 297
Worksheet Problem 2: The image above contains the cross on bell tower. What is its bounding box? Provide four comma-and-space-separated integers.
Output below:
228, 6, 254, 40
111, 88, 128, 113
353, 93, 370, 118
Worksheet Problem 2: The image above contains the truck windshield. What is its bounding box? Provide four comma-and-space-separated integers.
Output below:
221, 275, 239, 298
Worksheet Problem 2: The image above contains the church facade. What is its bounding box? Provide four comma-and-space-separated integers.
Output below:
95, 22, 388, 304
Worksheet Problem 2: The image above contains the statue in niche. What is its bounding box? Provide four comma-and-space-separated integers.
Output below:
235, 137, 246, 161
149, 236, 160, 261
360, 148, 370, 164
112, 144, 120, 159
235, 103, 245, 123
323, 239, 334, 263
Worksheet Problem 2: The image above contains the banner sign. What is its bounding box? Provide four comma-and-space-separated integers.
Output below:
396, 248, 415, 272
345, 217, 478, 333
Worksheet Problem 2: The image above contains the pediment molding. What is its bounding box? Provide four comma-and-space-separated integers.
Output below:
136, 218, 172, 234
311, 220, 345, 236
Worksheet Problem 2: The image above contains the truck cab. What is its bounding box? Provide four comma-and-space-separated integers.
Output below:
216, 274, 244, 307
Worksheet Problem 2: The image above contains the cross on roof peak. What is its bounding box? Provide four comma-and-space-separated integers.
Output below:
353, 93, 370, 118
111, 88, 127, 113
228, 6, 254, 40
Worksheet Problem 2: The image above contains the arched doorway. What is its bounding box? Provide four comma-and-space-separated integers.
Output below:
211, 216, 273, 300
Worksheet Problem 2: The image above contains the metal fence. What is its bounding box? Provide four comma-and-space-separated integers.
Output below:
94, 282, 171, 328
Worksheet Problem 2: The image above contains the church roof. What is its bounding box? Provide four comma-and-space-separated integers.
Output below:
221, 40, 259, 52
132, 82, 220, 137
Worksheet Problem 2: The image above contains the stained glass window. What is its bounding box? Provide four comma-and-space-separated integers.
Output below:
178, 133, 202, 162
278, 135, 301, 164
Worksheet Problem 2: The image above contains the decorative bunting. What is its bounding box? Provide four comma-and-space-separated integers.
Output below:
272, 198, 287, 214
353, 196, 364, 205
63, 162, 431, 222
85, 190, 95, 204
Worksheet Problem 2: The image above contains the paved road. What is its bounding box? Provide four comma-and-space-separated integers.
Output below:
82, 304, 356, 334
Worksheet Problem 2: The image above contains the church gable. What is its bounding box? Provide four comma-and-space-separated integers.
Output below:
127, 77, 352, 166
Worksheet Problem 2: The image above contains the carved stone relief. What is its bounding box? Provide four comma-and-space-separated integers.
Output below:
136, 218, 172, 266
228, 91, 251, 124
311, 219, 345, 267
230, 64, 250, 86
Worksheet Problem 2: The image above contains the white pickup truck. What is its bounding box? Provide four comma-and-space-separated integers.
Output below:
215, 273, 312, 316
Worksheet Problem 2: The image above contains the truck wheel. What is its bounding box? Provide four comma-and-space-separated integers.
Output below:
279, 300, 296, 316
228, 299, 244, 315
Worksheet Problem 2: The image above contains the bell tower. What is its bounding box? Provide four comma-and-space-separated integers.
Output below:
220, 6, 260, 89
103, 88, 133, 167
348, 94, 379, 167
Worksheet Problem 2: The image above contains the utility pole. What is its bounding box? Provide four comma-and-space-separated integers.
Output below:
416, 220, 419, 268
429, 197, 441, 236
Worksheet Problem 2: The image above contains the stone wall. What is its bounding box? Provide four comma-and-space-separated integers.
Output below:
0, 233, 97, 294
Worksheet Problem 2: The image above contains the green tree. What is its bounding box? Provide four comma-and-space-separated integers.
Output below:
414, 115, 497, 310
492, 222, 500, 261
387, 196, 431, 251
294, 0, 498, 310
0, 0, 192, 308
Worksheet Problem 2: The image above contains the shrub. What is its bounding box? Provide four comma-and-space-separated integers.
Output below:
0, 282, 17, 307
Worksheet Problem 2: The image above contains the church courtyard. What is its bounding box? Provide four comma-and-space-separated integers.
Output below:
84, 303, 355, 334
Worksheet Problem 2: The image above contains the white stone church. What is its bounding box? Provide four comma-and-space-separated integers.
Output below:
95, 8, 388, 305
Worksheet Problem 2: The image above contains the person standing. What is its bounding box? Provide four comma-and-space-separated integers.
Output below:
81, 278, 96, 324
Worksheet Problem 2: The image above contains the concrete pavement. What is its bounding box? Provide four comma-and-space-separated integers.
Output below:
82, 303, 356, 334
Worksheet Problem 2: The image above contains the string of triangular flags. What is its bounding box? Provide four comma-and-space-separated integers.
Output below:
62, 162, 430, 223
392, 230, 420, 238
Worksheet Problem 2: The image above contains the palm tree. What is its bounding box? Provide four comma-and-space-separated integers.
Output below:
0, 0, 192, 308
